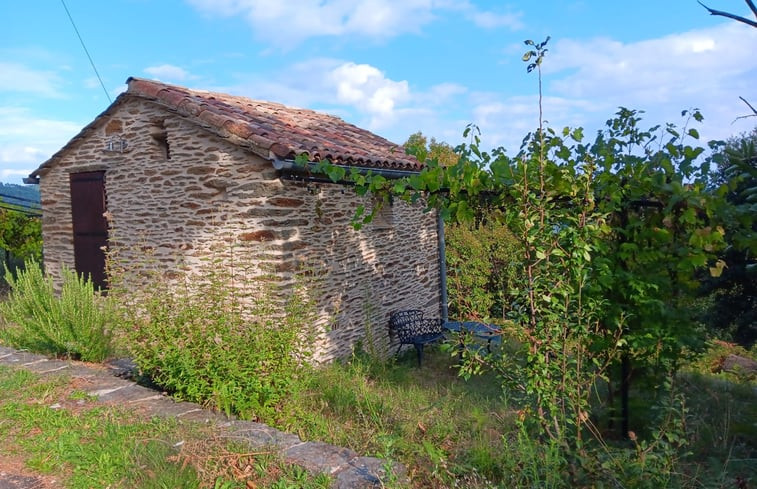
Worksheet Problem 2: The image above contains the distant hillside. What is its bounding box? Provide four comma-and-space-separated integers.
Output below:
0, 183, 41, 214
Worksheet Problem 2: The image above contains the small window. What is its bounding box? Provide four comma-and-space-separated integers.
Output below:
151, 121, 170, 160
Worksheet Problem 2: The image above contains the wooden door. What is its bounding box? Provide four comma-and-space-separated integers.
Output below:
69, 171, 108, 289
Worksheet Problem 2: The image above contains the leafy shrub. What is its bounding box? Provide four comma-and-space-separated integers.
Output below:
0, 208, 42, 263
683, 339, 757, 382
117, 265, 319, 421
0, 259, 114, 362
445, 215, 522, 321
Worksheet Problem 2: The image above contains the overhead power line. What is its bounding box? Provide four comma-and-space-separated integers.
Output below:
0, 193, 41, 207
60, 0, 112, 103
0, 203, 42, 217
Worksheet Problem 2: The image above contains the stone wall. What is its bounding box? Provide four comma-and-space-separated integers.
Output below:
37, 96, 441, 362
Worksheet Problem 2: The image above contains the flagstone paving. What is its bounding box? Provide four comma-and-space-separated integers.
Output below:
0, 346, 405, 488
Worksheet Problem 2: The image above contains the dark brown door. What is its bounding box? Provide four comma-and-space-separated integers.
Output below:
69, 171, 108, 289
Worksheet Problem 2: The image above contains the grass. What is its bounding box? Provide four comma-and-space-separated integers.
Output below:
2, 257, 754, 488
0, 366, 331, 489
2, 341, 755, 488
677, 343, 757, 488
678, 372, 757, 487
258, 342, 757, 489
272, 347, 516, 488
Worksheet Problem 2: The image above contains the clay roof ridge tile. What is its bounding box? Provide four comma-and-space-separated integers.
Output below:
175, 97, 202, 117
223, 119, 254, 140
248, 133, 276, 149
158, 88, 188, 108
269, 142, 291, 158
197, 109, 231, 131
131, 79, 162, 98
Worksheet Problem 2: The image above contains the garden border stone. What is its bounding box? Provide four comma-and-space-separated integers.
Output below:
0, 346, 407, 488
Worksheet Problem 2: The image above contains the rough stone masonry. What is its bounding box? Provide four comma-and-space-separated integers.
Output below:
29, 78, 443, 362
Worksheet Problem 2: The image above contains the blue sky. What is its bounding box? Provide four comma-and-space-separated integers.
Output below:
1, 0, 756, 183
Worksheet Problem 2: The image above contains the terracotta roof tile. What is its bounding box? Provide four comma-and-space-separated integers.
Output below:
158, 88, 188, 108
125, 77, 422, 171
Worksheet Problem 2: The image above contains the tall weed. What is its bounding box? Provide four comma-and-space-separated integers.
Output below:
0, 259, 113, 362
116, 261, 319, 421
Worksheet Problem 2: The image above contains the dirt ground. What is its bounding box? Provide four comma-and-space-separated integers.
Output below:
0, 455, 59, 489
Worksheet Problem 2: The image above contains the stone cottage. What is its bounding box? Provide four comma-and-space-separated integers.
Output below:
26, 77, 443, 362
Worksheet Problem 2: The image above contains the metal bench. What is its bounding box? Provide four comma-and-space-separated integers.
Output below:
388, 309, 445, 367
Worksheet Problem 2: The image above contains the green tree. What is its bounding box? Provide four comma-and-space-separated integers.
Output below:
0, 208, 42, 270
404, 131, 459, 167
310, 39, 727, 450
589, 108, 725, 437
403, 131, 523, 322
700, 129, 757, 346
445, 214, 522, 321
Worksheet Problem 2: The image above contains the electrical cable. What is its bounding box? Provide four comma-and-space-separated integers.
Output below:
0, 203, 42, 217
60, 0, 112, 103
0, 193, 41, 206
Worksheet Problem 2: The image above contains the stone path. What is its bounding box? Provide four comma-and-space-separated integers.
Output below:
0, 346, 405, 488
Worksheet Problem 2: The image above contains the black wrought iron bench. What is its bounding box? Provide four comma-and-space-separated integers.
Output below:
388, 309, 445, 367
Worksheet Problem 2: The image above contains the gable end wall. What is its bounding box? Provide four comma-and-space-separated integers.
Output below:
38, 98, 441, 361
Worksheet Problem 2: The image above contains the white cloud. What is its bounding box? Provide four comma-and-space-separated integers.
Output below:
144, 64, 192, 81
0, 168, 34, 181
540, 22, 757, 141
469, 95, 602, 151
437, 0, 522, 29
442, 22, 757, 151
467, 10, 521, 29
0, 108, 81, 143
0, 107, 81, 181
223, 59, 468, 136
327, 62, 410, 125
187, 0, 428, 45
0, 63, 63, 98
186, 0, 520, 46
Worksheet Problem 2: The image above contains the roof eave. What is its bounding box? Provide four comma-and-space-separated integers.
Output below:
273, 158, 422, 180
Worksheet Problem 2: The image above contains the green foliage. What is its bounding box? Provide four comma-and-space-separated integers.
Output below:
0, 366, 333, 489
114, 262, 319, 421
403, 131, 459, 167
491, 123, 612, 441
683, 339, 757, 383
679, 360, 757, 485
274, 347, 756, 488
500, 426, 567, 488
445, 216, 522, 320
700, 129, 757, 346
522, 36, 551, 73
591, 108, 725, 375
309, 100, 725, 448
595, 378, 690, 488
0, 208, 42, 263
0, 259, 114, 361
0, 184, 41, 268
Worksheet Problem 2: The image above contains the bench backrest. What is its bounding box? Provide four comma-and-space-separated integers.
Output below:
388, 309, 424, 342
